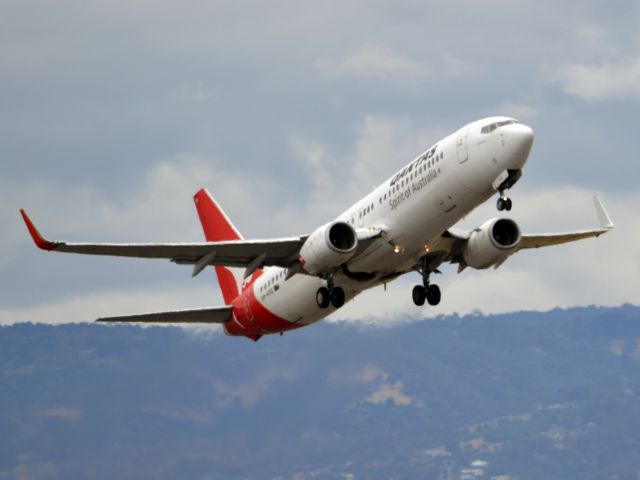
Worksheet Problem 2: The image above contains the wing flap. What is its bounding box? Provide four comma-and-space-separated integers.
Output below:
96, 306, 233, 324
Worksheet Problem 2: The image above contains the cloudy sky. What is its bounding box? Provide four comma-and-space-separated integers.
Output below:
1, 0, 638, 326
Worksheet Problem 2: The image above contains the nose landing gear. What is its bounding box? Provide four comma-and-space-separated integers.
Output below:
497, 191, 512, 211
495, 169, 521, 211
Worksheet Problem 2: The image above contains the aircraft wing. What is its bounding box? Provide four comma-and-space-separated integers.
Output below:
20, 209, 305, 273
20, 210, 382, 278
426, 196, 614, 273
96, 306, 233, 324
518, 196, 614, 250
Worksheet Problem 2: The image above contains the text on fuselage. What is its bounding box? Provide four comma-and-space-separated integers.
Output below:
388, 146, 441, 211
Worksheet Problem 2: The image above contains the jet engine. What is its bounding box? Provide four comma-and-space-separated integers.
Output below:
299, 221, 358, 274
462, 218, 521, 269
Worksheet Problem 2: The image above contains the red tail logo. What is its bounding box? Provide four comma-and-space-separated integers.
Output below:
193, 189, 243, 305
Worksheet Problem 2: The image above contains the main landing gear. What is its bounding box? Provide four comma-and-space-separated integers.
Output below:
412, 284, 441, 306
496, 190, 512, 211
412, 259, 441, 307
316, 284, 345, 309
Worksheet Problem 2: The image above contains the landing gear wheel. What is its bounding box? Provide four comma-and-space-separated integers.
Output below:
426, 284, 441, 306
330, 287, 345, 309
316, 287, 330, 309
412, 285, 426, 306
497, 195, 512, 211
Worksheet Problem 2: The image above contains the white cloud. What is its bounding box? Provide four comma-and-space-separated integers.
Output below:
317, 45, 433, 87
349, 116, 442, 189
334, 186, 637, 324
566, 24, 618, 61
6, 116, 437, 324
5, 116, 637, 328
0, 285, 220, 326
4, 153, 286, 257
496, 101, 539, 121
316, 46, 474, 88
288, 115, 446, 222
7, 184, 633, 329
555, 57, 640, 101
1, 0, 638, 338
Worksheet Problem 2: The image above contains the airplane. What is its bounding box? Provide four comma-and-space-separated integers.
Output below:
20, 116, 614, 341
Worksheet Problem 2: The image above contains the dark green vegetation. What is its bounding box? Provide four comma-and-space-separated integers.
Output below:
1, 305, 640, 479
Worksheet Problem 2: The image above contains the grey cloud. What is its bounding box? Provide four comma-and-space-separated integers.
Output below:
2, 0, 638, 325
555, 58, 640, 101
316, 46, 434, 87
317, 47, 477, 90
0, 285, 220, 326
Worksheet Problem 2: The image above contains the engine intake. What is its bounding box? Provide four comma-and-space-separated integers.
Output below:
299, 221, 358, 274
462, 218, 521, 269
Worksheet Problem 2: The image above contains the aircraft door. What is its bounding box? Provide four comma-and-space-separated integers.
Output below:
456, 128, 469, 163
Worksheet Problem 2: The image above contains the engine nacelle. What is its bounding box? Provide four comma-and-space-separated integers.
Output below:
299, 221, 358, 274
462, 218, 521, 269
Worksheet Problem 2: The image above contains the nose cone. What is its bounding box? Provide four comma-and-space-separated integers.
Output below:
506, 123, 534, 168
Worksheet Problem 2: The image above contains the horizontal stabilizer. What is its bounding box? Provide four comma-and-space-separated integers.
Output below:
96, 306, 233, 324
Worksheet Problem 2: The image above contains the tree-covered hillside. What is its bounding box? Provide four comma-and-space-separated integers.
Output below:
1, 305, 639, 479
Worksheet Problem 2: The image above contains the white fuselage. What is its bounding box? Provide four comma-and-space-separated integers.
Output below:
249, 117, 534, 327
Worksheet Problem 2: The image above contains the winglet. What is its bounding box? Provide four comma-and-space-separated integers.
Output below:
19, 210, 61, 251
593, 196, 614, 230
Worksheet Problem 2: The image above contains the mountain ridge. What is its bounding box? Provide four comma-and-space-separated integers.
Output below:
1, 304, 639, 479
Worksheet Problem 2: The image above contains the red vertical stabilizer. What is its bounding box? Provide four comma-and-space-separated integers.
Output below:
193, 189, 242, 305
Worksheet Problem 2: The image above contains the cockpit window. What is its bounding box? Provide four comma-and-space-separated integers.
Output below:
480, 119, 519, 134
